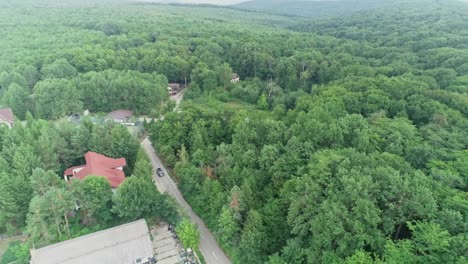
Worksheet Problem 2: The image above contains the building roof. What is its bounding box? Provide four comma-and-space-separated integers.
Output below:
64, 152, 127, 188
107, 109, 133, 120
168, 83, 180, 89
30, 219, 153, 264
0, 108, 14, 124
231, 73, 239, 79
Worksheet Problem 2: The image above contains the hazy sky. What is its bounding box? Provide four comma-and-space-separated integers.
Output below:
135, 0, 248, 5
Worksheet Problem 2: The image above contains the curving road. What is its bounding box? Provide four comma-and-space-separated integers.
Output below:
141, 138, 232, 264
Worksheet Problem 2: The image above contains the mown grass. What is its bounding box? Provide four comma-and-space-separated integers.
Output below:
0, 238, 23, 264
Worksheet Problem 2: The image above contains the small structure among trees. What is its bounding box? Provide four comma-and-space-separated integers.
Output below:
230, 73, 240, 83
168, 83, 181, 96
0, 107, 14, 128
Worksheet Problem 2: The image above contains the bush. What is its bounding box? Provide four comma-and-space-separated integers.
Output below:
1, 242, 29, 264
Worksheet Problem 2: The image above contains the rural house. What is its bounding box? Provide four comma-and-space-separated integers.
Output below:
0, 108, 14, 128
168, 83, 181, 96
64, 151, 127, 188
230, 73, 240, 83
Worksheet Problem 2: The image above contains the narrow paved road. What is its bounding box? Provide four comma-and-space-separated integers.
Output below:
141, 138, 232, 264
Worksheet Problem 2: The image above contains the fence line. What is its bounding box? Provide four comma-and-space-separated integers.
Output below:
0, 234, 26, 242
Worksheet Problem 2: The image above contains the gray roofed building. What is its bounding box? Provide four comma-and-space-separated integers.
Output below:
30, 219, 155, 264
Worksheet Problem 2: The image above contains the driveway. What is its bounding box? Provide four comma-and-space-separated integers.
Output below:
170, 89, 185, 111
142, 138, 232, 264
150, 224, 181, 264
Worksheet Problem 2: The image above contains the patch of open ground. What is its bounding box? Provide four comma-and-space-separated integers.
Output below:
150, 223, 197, 264
0, 236, 25, 260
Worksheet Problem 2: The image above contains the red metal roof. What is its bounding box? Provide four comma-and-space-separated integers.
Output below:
63, 165, 85, 176
0, 108, 14, 124
64, 152, 127, 188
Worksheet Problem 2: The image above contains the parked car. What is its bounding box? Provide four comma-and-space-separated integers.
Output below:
156, 168, 164, 177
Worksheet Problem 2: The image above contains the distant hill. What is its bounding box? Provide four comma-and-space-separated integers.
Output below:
134, 0, 247, 5
233, 0, 443, 17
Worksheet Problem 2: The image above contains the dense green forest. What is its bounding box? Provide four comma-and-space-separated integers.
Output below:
234, 0, 442, 17
0, 0, 467, 263
0, 116, 179, 263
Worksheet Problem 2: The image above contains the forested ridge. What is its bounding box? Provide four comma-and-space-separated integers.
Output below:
0, 0, 467, 263
234, 0, 438, 18
150, 1, 468, 263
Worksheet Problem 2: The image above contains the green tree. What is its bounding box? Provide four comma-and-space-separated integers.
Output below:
17, 64, 39, 90
0, 177, 18, 228
0, 71, 27, 91
70, 176, 113, 223
238, 210, 266, 264
35, 129, 61, 173
216, 63, 233, 89
383, 239, 415, 264
132, 149, 153, 180
409, 222, 452, 263
217, 206, 241, 246
43, 187, 75, 239
26, 196, 55, 244
175, 162, 203, 198
191, 62, 217, 91
13, 243, 30, 264
112, 177, 177, 222
110, 124, 139, 175
344, 251, 380, 264
8, 145, 38, 225
34, 79, 82, 119
30, 168, 64, 196
4, 83, 30, 119
1, 242, 31, 264
176, 218, 200, 250
70, 123, 92, 161
40, 59, 78, 79
257, 93, 269, 110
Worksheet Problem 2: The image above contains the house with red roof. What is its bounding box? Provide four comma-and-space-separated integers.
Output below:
0, 108, 14, 128
64, 152, 127, 188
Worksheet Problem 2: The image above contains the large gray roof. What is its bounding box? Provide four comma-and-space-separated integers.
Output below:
30, 219, 153, 264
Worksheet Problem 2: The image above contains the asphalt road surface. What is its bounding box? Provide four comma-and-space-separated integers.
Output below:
141, 138, 232, 264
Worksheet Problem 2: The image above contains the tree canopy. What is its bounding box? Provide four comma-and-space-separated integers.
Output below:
1, 0, 468, 263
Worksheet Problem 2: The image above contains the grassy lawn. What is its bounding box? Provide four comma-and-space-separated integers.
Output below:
0, 241, 8, 259
0, 237, 23, 260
